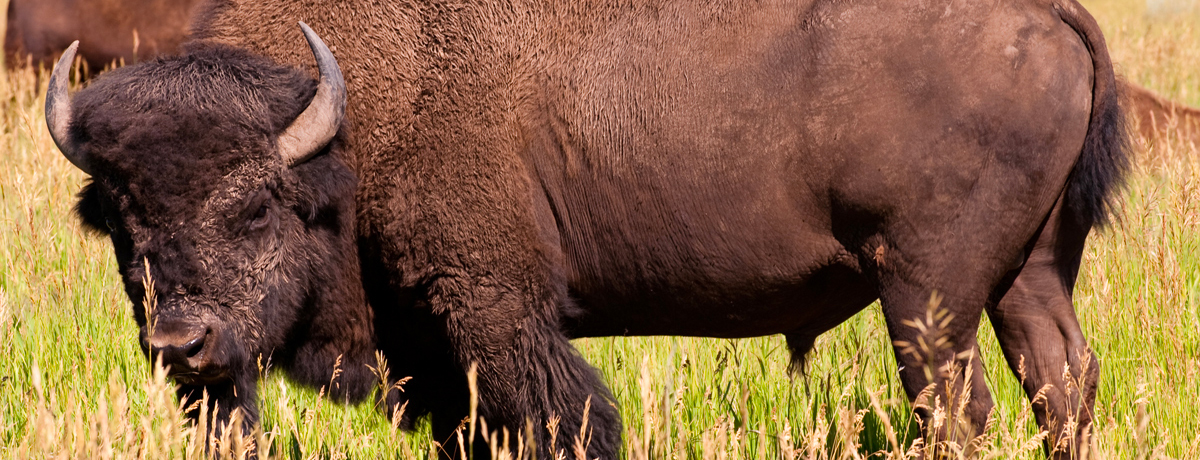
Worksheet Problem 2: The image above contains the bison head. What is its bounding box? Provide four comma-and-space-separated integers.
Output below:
47, 24, 376, 429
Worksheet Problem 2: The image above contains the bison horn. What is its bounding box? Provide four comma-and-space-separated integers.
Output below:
46, 41, 93, 175
277, 22, 346, 167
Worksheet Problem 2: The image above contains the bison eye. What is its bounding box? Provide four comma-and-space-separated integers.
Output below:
105, 218, 116, 232
249, 203, 271, 230
239, 187, 275, 232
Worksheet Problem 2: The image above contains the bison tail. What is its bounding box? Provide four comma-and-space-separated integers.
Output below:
1055, 0, 1132, 228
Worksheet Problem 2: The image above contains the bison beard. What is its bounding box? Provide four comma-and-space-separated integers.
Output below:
50, 1, 1129, 459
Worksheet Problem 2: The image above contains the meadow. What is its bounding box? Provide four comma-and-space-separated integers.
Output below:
2, 0, 1199, 458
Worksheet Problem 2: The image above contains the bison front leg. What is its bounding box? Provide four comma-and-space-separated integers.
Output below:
427, 276, 621, 459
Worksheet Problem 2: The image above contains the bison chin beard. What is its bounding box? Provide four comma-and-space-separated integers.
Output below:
170, 268, 381, 450
175, 351, 259, 443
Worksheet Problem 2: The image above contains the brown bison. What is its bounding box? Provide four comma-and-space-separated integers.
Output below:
1122, 80, 1200, 144
47, 0, 1128, 458
5, 0, 202, 69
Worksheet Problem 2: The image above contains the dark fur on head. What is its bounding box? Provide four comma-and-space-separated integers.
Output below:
70, 44, 378, 430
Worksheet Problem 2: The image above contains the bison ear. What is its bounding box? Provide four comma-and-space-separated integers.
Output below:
74, 181, 109, 235
277, 22, 346, 167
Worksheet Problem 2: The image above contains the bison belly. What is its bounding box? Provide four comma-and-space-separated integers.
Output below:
544, 172, 873, 338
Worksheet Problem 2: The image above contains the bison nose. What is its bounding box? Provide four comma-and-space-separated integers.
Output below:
148, 324, 209, 375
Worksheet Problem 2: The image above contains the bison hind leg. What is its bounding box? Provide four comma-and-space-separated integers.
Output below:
986, 194, 1099, 459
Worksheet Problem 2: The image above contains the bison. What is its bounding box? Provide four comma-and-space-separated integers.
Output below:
1122, 81, 1200, 144
47, 0, 1128, 458
5, 0, 203, 70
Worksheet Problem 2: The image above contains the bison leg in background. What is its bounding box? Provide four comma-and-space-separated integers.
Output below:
986, 195, 1099, 460
424, 275, 621, 459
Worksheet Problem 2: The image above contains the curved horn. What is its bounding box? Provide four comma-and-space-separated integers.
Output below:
46, 41, 92, 175
277, 22, 346, 167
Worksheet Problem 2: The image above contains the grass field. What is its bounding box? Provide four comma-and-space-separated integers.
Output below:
3, 0, 1200, 458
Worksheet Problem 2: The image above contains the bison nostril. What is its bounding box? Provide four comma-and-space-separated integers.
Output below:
149, 325, 209, 373
181, 331, 207, 359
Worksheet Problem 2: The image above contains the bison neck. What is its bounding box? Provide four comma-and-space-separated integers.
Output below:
277, 191, 377, 403
277, 268, 377, 402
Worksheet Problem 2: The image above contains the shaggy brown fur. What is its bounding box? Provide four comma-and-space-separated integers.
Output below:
56, 0, 1128, 458
5, 0, 203, 69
